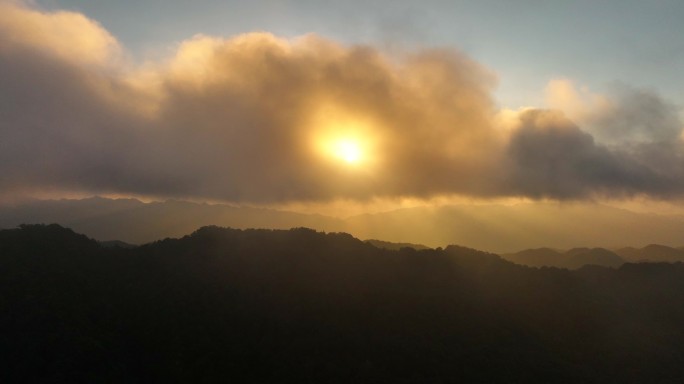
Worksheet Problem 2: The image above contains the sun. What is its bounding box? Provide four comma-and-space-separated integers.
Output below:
308, 103, 379, 168
335, 140, 362, 164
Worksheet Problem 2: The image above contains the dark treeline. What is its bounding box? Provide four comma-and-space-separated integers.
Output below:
2, 224, 684, 383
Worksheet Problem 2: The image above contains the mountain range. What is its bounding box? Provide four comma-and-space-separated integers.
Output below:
501, 247, 625, 269
3, 224, 684, 382
3, 197, 684, 254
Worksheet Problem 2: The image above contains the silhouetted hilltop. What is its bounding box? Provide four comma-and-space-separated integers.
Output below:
2, 224, 684, 382
0, 223, 100, 255
98, 239, 138, 249
502, 247, 624, 269
6, 197, 684, 252
344, 202, 684, 252
501, 247, 563, 267
616, 244, 684, 263
0, 197, 344, 244
365, 239, 431, 251
565, 248, 624, 268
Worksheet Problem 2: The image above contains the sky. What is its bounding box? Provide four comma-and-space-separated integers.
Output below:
2, 0, 684, 214
32, 0, 684, 110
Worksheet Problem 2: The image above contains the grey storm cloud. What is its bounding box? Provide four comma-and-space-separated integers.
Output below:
1, 1, 683, 203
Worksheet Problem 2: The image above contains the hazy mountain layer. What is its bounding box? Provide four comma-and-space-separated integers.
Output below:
615, 244, 684, 263
3, 224, 684, 382
364, 239, 431, 251
501, 247, 625, 269
3, 197, 684, 253
0, 197, 343, 244
344, 203, 684, 252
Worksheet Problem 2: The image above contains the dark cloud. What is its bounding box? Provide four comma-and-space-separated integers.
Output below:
1, 2, 683, 203
590, 84, 682, 145
503, 110, 676, 199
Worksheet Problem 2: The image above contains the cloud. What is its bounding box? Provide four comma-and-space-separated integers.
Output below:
1, 1, 683, 203
545, 79, 683, 146
502, 109, 674, 199
541, 79, 684, 198
0, 0, 120, 66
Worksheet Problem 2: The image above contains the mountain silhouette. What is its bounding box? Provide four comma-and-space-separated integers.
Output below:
3, 224, 684, 382
501, 247, 564, 267
502, 247, 625, 269
5, 197, 684, 252
615, 244, 684, 263
0, 197, 344, 244
364, 239, 431, 251
564, 247, 624, 268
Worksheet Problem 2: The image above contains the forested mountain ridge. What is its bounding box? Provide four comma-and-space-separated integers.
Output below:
2, 224, 684, 383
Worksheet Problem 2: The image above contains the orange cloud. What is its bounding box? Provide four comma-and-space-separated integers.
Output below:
1, 1, 683, 203
0, 1, 121, 66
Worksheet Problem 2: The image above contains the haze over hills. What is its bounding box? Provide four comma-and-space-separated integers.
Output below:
615, 244, 684, 263
3, 197, 684, 253
0, 197, 344, 244
344, 203, 684, 253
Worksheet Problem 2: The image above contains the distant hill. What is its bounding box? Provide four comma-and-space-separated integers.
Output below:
3, 224, 684, 382
98, 239, 137, 249
502, 247, 625, 269
615, 244, 684, 263
344, 202, 684, 252
365, 239, 431, 251
4, 197, 684, 252
0, 197, 344, 244
501, 247, 564, 267
564, 248, 624, 268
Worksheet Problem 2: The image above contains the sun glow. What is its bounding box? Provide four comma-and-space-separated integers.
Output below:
335, 140, 362, 163
309, 104, 380, 169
